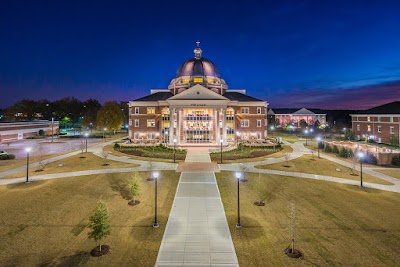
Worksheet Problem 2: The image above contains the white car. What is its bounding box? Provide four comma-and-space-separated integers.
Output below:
0, 150, 8, 155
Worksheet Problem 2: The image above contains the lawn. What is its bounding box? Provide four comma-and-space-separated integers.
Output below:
210, 145, 291, 163
0, 152, 68, 173
255, 154, 392, 185
0, 170, 179, 267
216, 171, 400, 267
3, 153, 139, 179
375, 169, 400, 179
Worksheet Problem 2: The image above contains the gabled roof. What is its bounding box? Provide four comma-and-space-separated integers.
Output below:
270, 108, 326, 115
223, 92, 263, 102
354, 101, 400, 115
132, 92, 173, 102
293, 108, 315, 115
168, 84, 228, 100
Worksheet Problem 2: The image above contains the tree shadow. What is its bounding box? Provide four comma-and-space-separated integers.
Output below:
6, 180, 47, 190
108, 177, 130, 200
39, 251, 90, 267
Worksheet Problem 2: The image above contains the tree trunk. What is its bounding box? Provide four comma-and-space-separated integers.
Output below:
291, 238, 294, 252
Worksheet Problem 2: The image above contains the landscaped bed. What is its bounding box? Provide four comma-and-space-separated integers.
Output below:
217, 171, 400, 267
210, 144, 283, 162
0, 171, 179, 267
113, 143, 187, 162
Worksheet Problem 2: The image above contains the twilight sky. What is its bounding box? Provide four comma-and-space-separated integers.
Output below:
1, 0, 400, 109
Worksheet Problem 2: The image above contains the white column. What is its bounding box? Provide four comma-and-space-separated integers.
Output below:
176, 108, 181, 144
222, 108, 227, 145
169, 107, 174, 145
216, 109, 220, 144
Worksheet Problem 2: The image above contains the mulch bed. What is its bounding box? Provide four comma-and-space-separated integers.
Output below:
102, 163, 109, 166
128, 200, 140, 206
147, 177, 154, 181
90, 245, 110, 257
34, 169, 44, 172
254, 201, 265, 206
284, 248, 302, 258
79, 156, 86, 159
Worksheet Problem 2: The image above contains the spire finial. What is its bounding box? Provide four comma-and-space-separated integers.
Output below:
194, 41, 202, 59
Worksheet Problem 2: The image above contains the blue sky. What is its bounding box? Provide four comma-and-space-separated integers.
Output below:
1, 0, 400, 109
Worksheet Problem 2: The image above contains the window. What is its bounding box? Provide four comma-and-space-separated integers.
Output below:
390, 126, 394, 134
390, 117, 394, 123
241, 107, 249, 114
367, 125, 371, 132
134, 119, 139, 127
129, 119, 132, 126
357, 125, 360, 131
377, 126, 381, 133
134, 132, 139, 139
148, 132, 155, 139
147, 107, 155, 114
257, 107, 262, 114
147, 119, 155, 127
193, 77, 203, 83
257, 132, 262, 139
134, 107, 139, 114
241, 120, 249, 127
257, 120, 262, 127
367, 116, 371, 122
377, 116, 381, 122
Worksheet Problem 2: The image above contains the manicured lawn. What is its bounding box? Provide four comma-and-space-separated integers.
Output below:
375, 169, 400, 179
255, 154, 392, 185
3, 153, 139, 179
0, 152, 68, 173
0, 171, 179, 267
210, 145, 289, 163
216, 171, 400, 267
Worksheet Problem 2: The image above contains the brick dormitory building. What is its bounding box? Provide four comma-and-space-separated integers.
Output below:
350, 101, 400, 146
128, 43, 268, 146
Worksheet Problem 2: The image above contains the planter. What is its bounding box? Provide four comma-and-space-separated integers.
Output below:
254, 201, 265, 206
90, 245, 110, 257
128, 200, 140, 206
284, 248, 302, 258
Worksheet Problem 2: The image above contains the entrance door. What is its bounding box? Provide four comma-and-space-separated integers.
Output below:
18, 133, 23, 140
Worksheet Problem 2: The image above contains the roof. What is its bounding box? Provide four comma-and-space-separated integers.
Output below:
132, 92, 173, 102
222, 92, 264, 102
269, 108, 326, 115
176, 57, 220, 78
353, 101, 400, 115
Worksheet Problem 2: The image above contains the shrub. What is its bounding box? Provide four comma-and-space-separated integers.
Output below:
362, 153, 378, 165
0, 154, 16, 160
390, 135, 399, 147
347, 149, 354, 158
318, 141, 325, 149
113, 143, 120, 150
332, 145, 339, 154
38, 129, 45, 136
324, 144, 332, 153
392, 155, 400, 166
339, 147, 348, 158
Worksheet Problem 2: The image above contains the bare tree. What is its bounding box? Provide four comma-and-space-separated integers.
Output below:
147, 161, 154, 181
102, 151, 109, 166
285, 199, 302, 258
239, 163, 248, 182
350, 148, 358, 176
284, 153, 291, 167
80, 140, 85, 158
255, 170, 267, 206
36, 142, 47, 172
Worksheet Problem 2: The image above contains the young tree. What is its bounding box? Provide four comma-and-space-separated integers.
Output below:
80, 140, 85, 157
239, 163, 248, 182
36, 142, 47, 172
128, 171, 141, 205
101, 151, 109, 166
87, 200, 111, 253
97, 101, 124, 133
288, 200, 296, 253
256, 170, 267, 206
284, 153, 291, 167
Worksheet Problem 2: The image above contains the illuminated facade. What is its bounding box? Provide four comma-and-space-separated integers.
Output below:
128, 43, 268, 146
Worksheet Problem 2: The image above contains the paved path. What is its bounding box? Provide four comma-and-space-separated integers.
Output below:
155, 148, 239, 267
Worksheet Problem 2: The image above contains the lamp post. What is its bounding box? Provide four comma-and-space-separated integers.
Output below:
304, 129, 309, 146
270, 126, 275, 137
316, 136, 321, 158
220, 139, 223, 164
173, 138, 177, 163
153, 171, 159, 228
358, 152, 364, 187
84, 132, 89, 153
25, 147, 31, 183
51, 117, 54, 143
90, 122, 93, 134
235, 172, 242, 228
103, 127, 107, 142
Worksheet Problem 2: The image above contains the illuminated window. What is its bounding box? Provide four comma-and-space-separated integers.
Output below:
147, 119, 155, 127
134, 132, 139, 139
390, 126, 394, 134
183, 78, 190, 83
357, 125, 360, 131
134, 119, 139, 127
367, 125, 371, 132
377, 126, 381, 133
193, 77, 203, 83
241, 120, 249, 127
377, 116, 381, 122
147, 107, 155, 114
367, 117, 371, 122
241, 107, 249, 114
134, 107, 139, 114
257, 107, 262, 114
257, 120, 262, 127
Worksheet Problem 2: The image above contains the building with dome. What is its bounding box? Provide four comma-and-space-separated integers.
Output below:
128, 42, 268, 146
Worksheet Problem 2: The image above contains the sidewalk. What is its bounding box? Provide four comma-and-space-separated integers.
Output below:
155, 148, 239, 266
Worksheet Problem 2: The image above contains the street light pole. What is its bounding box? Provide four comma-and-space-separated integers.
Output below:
25, 147, 31, 183
316, 136, 321, 158
85, 132, 89, 153
235, 172, 242, 228
220, 139, 223, 164
153, 171, 159, 228
358, 152, 364, 187
304, 129, 309, 146
173, 138, 177, 163
103, 127, 107, 142
51, 117, 54, 143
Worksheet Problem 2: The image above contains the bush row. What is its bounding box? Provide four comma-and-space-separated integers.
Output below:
392, 155, 400, 166
324, 143, 377, 164
0, 154, 16, 160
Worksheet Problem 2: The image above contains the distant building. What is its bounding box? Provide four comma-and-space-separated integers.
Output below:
350, 101, 400, 145
128, 43, 268, 146
268, 108, 326, 128
0, 121, 59, 142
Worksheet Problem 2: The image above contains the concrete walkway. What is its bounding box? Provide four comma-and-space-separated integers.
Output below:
155, 148, 239, 267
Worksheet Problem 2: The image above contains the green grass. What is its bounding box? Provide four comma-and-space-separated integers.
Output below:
216, 171, 400, 267
0, 171, 179, 267
255, 154, 392, 185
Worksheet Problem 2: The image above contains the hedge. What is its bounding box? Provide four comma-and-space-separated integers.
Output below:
0, 154, 16, 160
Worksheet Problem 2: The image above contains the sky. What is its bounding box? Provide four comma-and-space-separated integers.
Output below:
1, 0, 400, 110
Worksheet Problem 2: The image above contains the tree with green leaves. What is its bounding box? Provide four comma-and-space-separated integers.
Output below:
97, 101, 124, 133
128, 171, 141, 205
87, 200, 111, 253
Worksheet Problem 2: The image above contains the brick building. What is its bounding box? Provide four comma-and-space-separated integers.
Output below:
350, 101, 400, 145
268, 108, 326, 129
128, 43, 268, 146
0, 120, 59, 142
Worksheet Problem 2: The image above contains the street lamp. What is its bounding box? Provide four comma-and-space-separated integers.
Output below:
358, 152, 364, 187
84, 132, 89, 153
304, 129, 309, 146
220, 139, 223, 164
103, 127, 107, 142
235, 172, 242, 228
173, 138, 177, 163
316, 136, 321, 158
25, 147, 31, 183
90, 122, 93, 134
153, 171, 159, 228
270, 126, 275, 137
